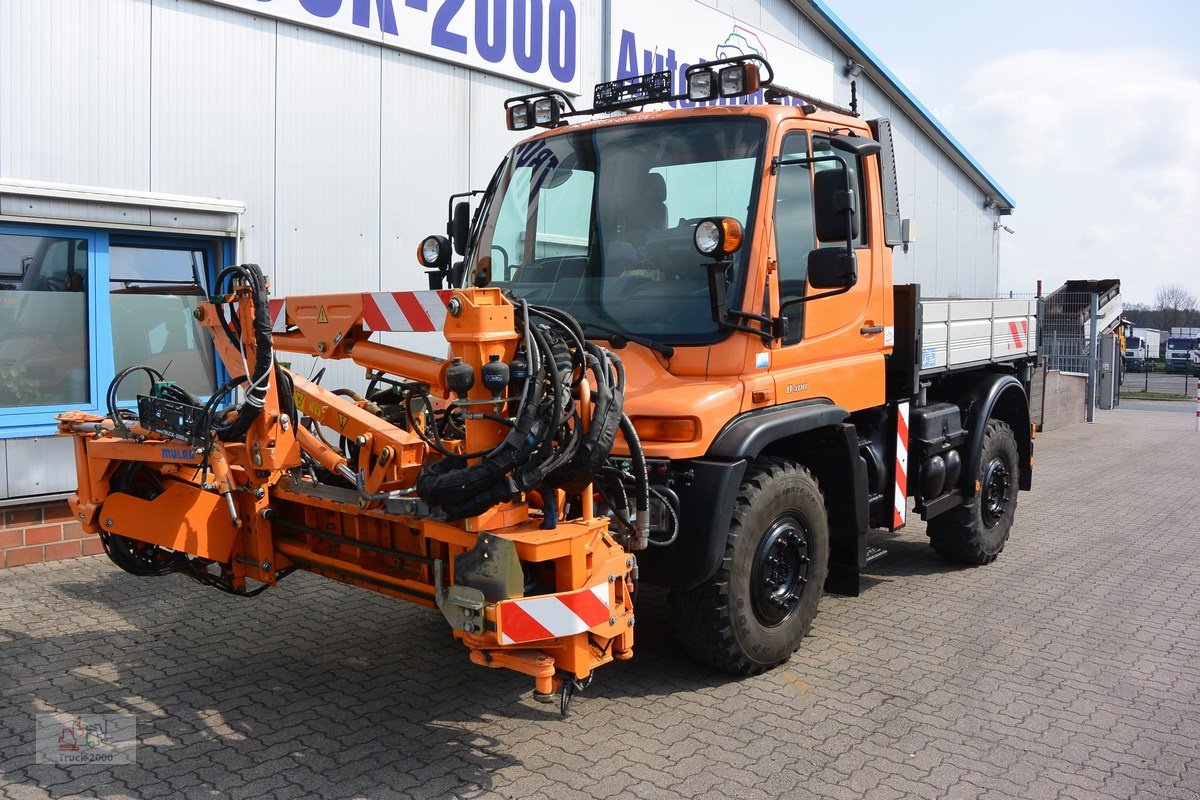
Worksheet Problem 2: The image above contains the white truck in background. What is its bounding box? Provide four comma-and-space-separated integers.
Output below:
1166, 327, 1200, 375
1124, 327, 1161, 372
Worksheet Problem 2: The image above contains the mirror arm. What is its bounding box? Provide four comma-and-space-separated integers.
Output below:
778, 282, 854, 314
703, 260, 776, 344
726, 309, 785, 342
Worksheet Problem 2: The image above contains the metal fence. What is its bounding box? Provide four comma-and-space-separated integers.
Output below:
1038, 291, 1093, 376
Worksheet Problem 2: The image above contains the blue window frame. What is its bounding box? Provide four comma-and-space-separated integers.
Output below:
0, 221, 231, 438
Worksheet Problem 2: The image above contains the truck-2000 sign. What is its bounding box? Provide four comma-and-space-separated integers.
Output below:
207, 0, 579, 92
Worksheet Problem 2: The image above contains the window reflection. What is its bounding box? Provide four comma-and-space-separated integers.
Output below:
0, 234, 90, 409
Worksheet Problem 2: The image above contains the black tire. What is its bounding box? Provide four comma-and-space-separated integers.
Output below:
928, 419, 1019, 565
669, 457, 829, 675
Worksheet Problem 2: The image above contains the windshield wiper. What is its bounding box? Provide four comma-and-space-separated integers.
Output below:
580, 323, 674, 359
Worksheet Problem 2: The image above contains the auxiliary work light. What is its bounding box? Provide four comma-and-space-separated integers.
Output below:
693, 217, 744, 257
506, 102, 533, 131
686, 68, 717, 102
718, 62, 760, 97
533, 97, 560, 126
417, 235, 451, 269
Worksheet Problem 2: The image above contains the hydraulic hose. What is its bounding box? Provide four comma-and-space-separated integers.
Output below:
213, 263, 273, 443
618, 412, 650, 550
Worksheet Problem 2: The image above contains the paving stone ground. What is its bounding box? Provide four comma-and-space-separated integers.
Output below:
2, 404, 1199, 799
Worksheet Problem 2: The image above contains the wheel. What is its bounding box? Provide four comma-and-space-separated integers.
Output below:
100, 463, 186, 576
927, 420, 1019, 565
669, 458, 829, 675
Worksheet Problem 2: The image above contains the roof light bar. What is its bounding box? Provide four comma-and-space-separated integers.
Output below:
501, 55, 857, 129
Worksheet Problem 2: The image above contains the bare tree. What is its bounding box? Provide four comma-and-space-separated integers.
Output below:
1154, 284, 1199, 332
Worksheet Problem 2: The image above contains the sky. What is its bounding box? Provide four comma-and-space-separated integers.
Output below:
821, 0, 1200, 305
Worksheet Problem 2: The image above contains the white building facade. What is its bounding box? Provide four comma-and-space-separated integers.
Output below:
0, 0, 1013, 504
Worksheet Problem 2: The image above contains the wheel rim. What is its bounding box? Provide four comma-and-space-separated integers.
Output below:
981, 457, 1013, 528
750, 513, 811, 627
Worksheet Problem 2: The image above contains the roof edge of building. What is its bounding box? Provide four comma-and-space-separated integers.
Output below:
793, 0, 1016, 212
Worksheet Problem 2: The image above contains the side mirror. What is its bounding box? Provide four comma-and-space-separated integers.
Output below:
829, 134, 881, 157
813, 167, 858, 242
807, 247, 857, 289
450, 201, 470, 256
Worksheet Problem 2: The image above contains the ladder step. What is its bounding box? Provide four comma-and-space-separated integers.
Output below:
865, 546, 888, 565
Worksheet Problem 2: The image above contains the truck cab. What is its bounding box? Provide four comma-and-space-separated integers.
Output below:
1166, 336, 1198, 375
1124, 335, 1150, 372
420, 58, 1036, 673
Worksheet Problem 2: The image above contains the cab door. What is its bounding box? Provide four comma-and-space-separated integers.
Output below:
766, 128, 888, 413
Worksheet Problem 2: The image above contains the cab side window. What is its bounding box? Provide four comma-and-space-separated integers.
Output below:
813, 135, 868, 248
775, 133, 814, 344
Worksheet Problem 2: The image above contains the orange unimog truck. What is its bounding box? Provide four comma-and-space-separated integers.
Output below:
58, 56, 1036, 715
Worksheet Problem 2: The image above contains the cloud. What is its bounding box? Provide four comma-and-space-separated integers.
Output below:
934, 49, 1200, 303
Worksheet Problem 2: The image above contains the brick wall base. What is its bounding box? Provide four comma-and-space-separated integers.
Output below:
1, 501, 103, 568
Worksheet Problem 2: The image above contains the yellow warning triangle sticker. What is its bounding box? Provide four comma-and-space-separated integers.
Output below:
317, 306, 329, 324
337, 413, 348, 430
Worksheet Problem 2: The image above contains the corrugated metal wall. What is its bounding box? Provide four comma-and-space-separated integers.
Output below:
0, 0, 1003, 500
0, 0, 1000, 302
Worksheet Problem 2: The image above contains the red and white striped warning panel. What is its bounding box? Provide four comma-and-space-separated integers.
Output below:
269, 299, 287, 333
893, 400, 909, 530
361, 290, 453, 333
1007, 319, 1028, 351
497, 583, 612, 645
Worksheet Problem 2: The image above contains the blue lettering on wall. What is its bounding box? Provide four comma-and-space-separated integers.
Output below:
475, 0, 506, 63
254, 0, 578, 87
512, 0, 542, 73
616, 30, 638, 80
353, 0, 399, 34
431, 0, 469, 54
299, 0, 342, 18
547, 0, 575, 83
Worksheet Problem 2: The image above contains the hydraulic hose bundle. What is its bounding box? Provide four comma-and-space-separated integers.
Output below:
209, 262, 274, 443
414, 300, 647, 537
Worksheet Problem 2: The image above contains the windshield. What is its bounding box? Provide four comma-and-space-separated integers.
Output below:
467, 118, 766, 344
1126, 337, 1142, 349
1168, 339, 1194, 350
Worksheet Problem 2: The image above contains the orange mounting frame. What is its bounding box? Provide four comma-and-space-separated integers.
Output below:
57, 284, 634, 700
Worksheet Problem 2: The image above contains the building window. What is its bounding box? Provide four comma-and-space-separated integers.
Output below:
109, 241, 217, 401
0, 224, 228, 440
0, 233, 90, 409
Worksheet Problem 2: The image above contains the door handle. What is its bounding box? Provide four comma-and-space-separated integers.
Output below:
860, 325, 884, 336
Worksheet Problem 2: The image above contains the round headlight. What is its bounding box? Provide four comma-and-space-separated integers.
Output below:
694, 220, 722, 255
417, 235, 449, 269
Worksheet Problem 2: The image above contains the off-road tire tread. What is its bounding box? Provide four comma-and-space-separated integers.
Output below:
670, 457, 828, 676
928, 419, 1018, 565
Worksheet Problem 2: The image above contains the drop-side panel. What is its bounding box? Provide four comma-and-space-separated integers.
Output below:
919, 298, 1037, 375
